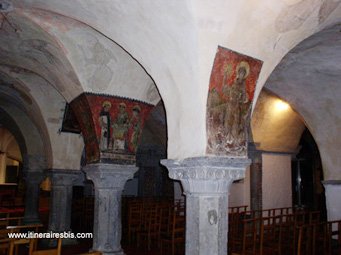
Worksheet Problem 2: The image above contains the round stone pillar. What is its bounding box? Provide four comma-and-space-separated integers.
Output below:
23, 171, 44, 224
83, 163, 137, 255
248, 142, 262, 212
48, 169, 82, 232
161, 156, 250, 255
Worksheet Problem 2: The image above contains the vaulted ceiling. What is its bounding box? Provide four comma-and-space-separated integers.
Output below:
0, 1, 340, 178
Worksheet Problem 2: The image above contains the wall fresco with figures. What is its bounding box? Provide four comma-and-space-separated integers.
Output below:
70, 93, 153, 163
70, 94, 100, 163
206, 46, 263, 157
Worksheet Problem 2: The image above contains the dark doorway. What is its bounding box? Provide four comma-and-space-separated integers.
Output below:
292, 128, 326, 220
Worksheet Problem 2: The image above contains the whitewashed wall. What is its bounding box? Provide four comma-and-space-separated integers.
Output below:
229, 167, 250, 208
262, 153, 292, 210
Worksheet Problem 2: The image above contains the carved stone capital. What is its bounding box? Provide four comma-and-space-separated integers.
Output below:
83, 163, 138, 189
49, 169, 82, 187
24, 171, 45, 185
23, 154, 47, 172
161, 156, 250, 195
248, 142, 262, 163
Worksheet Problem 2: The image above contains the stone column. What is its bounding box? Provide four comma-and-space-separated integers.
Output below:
23, 171, 44, 224
83, 163, 137, 255
48, 169, 82, 232
161, 157, 250, 255
322, 180, 341, 221
248, 142, 262, 212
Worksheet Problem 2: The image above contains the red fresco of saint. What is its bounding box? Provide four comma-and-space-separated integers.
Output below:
206, 46, 263, 156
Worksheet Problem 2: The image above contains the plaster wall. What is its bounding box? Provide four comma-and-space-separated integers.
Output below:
324, 183, 341, 221
262, 153, 292, 210
251, 90, 305, 153
229, 167, 250, 208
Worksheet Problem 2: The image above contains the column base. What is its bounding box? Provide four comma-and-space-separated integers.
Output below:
89, 248, 124, 255
101, 250, 125, 255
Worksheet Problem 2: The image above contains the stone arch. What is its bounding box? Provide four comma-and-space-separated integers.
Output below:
264, 23, 341, 181
0, 108, 27, 158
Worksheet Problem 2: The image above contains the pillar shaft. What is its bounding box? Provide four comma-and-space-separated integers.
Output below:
248, 143, 262, 212
23, 171, 44, 224
48, 169, 81, 232
162, 157, 250, 255
84, 163, 137, 255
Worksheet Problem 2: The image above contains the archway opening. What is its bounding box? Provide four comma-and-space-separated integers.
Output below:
292, 128, 327, 219
0, 127, 24, 207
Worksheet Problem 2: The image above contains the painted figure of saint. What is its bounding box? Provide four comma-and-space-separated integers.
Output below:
223, 61, 251, 150
128, 105, 142, 153
99, 101, 112, 151
112, 102, 129, 151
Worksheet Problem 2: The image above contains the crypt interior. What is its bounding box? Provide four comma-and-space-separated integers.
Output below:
0, 1, 340, 255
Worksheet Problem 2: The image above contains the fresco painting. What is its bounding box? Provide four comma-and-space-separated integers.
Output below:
206, 46, 263, 157
70, 93, 153, 164
70, 94, 100, 163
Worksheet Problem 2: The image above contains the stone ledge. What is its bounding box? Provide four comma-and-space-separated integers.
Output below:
322, 180, 341, 185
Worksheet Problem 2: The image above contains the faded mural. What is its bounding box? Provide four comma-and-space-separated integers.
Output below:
70, 93, 153, 164
70, 94, 99, 163
206, 46, 262, 157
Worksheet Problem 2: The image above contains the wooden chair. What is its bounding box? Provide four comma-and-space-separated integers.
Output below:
7, 223, 43, 255
160, 204, 173, 239
290, 210, 308, 253
160, 212, 185, 255
241, 217, 261, 255
278, 214, 296, 254
0, 237, 11, 255
296, 222, 328, 255
309, 211, 321, 224
260, 216, 282, 255
127, 202, 143, 245
229, 205, 248, 214
326, 220, 341, 255
137, 205, 162, 250
28, 238, 62, 255
229, 211, 247, 254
